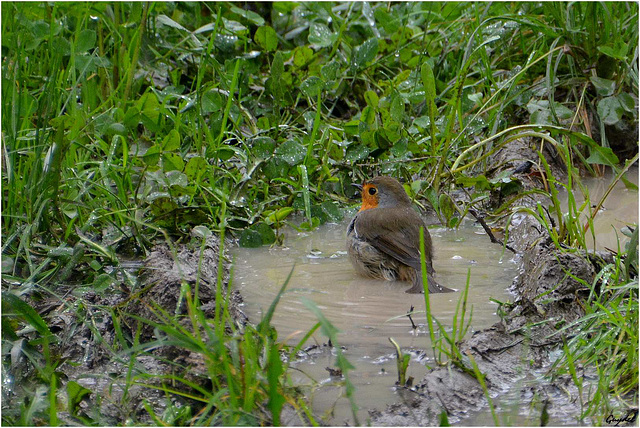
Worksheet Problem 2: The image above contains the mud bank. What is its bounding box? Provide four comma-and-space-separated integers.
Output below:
44, 235, 243, 425
370, 138, 636, 425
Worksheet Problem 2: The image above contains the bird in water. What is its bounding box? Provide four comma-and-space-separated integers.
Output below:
346, 176, 453, 293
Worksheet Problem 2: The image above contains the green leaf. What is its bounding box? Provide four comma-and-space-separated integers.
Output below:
364, 90, 379, 108
343, 120, 360, 135
438, 193, 456, 224
319, 201, 342, 223
293, 45, 313, 67
142, 145, 161, 166
76, 29, 97, 52
361, 105, 376, 125
456, 174, 492, 191
184, 156, 208, 180
597, 96, 624, 125
597, 41, 628, 60
52, 36, 71, 56
67, 381, 92, 417
266, 207, 294, 224
123, 106, 141, 129
374, 7, 399, 33
267, 342, 285, 425
254, 223, 276, 245
254, 26, 278, 52
239, 229, 263, 247
162, 152, 185, 172
273, 2, 298, 13
390, 139, 408, 157
308, 22, 337, 48
383, 120, 401, 143
389, 94, 404, 123
352, 38, 379, 70
275, 139, 306, 166
252, 137, 276, 159
345, 144, 370, 162
2, 293, 52, 337
268, 51, 285, 101
590, 76, 616, 97
618, 92, 636, 113
300, 76, 324, 98
162, 129, 181, 151
156, 14, 187, 31
202, 90, 224, 113
230, 5, 265, 26
586, 145, 619, 167
165, 170, 188, 187
138, 92, 162, 126
321, 61, 340, 81
423, 186, 440, 212
215, 147, 235, 161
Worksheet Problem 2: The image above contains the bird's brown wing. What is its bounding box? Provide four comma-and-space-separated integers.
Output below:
354, 207, 425, 271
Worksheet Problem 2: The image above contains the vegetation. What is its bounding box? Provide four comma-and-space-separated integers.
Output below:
2, 1, 637, 425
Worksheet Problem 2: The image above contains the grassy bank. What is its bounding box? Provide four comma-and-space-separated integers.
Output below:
2, 2, 638, 425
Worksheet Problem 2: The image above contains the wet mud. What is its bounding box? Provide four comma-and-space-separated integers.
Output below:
41, 236, 244, 425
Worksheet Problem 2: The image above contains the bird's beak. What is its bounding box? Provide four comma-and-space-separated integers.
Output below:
351, 182, 363, 199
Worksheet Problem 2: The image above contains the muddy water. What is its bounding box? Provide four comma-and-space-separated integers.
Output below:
233, 219, 519, 424
561, 167, 638, 251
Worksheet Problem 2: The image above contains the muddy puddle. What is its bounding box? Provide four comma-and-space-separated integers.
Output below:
233, 168, 638, 425
560, 167, 638, 251
233, 220, 519, 424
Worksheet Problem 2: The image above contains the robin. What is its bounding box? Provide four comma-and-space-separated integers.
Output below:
346, 176, 453, 294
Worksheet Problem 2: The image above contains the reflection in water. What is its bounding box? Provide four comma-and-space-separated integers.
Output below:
234, 220, 518, 424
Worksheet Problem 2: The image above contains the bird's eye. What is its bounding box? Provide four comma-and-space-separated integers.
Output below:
368, 187, 377, 195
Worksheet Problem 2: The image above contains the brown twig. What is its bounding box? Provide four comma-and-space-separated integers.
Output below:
468, 209, 517, 254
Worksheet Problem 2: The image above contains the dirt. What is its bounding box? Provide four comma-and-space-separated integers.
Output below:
29, 235, 246, 425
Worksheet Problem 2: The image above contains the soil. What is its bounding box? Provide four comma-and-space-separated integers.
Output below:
30, 235, 246, 425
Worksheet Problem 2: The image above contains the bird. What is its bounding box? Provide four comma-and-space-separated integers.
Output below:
346, 176, 453, 294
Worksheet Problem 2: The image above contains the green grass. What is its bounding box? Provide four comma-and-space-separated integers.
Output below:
2, 2, 638, 425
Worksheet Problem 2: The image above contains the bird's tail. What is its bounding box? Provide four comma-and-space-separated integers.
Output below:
406, 271, 455, 294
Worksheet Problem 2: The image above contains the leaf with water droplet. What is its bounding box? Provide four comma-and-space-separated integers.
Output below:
252, 137, 276, 160
165, 170, 188, 187
308, 22, 337, 48
230, 5, 265, 26
156, 14, 187, 31
321, 61, 340, 81
275, 139, 305, 166
351, 38, 379, 70
239, 229, 263, 248
345, 144, 370, 162
300, 76, 324, 98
